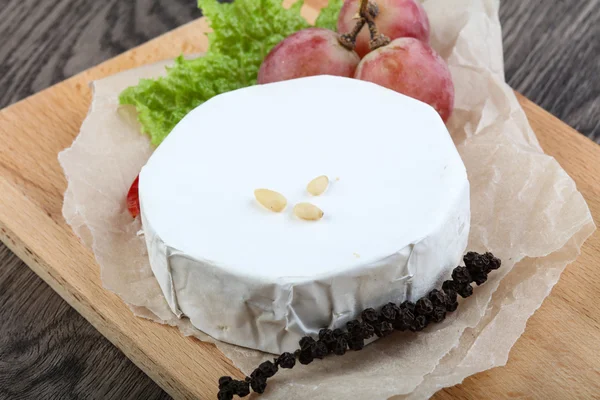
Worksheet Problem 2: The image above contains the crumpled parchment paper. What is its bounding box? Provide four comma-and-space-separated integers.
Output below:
58, 0, 596, 398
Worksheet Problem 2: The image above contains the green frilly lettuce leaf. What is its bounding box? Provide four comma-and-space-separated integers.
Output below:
119, 0, 343, 145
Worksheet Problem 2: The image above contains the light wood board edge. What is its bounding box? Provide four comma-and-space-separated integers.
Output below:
1, 3, 599, 399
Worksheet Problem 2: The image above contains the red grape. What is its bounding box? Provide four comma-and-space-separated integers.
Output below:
258, 28, 360, 84
337, 0, 430, 58
355, 37, 454, 122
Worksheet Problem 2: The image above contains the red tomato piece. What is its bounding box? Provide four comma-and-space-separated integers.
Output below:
127, 175, 140, 218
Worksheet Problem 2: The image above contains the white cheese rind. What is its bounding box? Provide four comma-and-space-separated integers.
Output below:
139, 76, 470, 354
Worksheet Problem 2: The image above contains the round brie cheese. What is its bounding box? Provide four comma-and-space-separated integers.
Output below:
139, 76, 470, 354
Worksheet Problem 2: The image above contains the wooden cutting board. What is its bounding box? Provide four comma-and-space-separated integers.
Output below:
1, 2, 599, 399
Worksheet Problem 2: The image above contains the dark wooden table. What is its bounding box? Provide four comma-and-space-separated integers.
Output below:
0, 1, 598, 399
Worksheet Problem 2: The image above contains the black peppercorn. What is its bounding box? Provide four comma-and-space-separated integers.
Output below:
415, 298, 434, 315
361, 308, 379, 326
346, 320, 360, 339
313, 341, 329, 359
393, 308, 414, 331
400, 301, 416, 313
464, 252, 485, 273
363, 323, 375, 339
430, 305, 447, 323
250, 369, 262, 380
463, 251, 480, 269
318, 328, 337, 352
428, 289, 448, 306
232, 380, 250, 397
319, 328, 335, 343
456, 283, 473, 298
443, 288, 458, 304
446, 301, 459, 312
298, 348, 314, 365
332, 328, 346, 339
250, 376, 267, 394
442, 280, 458, 292
333, 337, 348, 355
374, 321, 394, 337
218, 376, 233, 389
452, 266, 471, 284
346, 320, 360, 332
470, 270, 488, 286
485, 252, 501, 270
217, 387, 234, 400
299, 336, 316, 351
380, 302, 400, 321
276, 352, 296, 369
347, 320, 374, 340
410, 314, 428, 332
348, 337, 365, 351
257, 361, 278, 378
464, 252, 500, 278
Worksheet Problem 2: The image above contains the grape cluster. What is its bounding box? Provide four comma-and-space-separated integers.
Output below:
338, 0, 430, 58
217, 252, 501, 399
258, 0, 454, 123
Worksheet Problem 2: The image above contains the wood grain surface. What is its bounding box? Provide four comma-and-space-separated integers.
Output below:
0, 1, 598, 399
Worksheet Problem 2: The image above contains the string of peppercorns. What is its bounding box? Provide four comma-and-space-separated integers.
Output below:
217, 252, 501, 399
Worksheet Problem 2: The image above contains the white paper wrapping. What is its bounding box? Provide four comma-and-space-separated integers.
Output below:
58, 0, 595, 398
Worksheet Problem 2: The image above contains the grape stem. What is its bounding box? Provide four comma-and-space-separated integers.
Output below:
338, 0, 391, 51
338, 19, 366, 50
